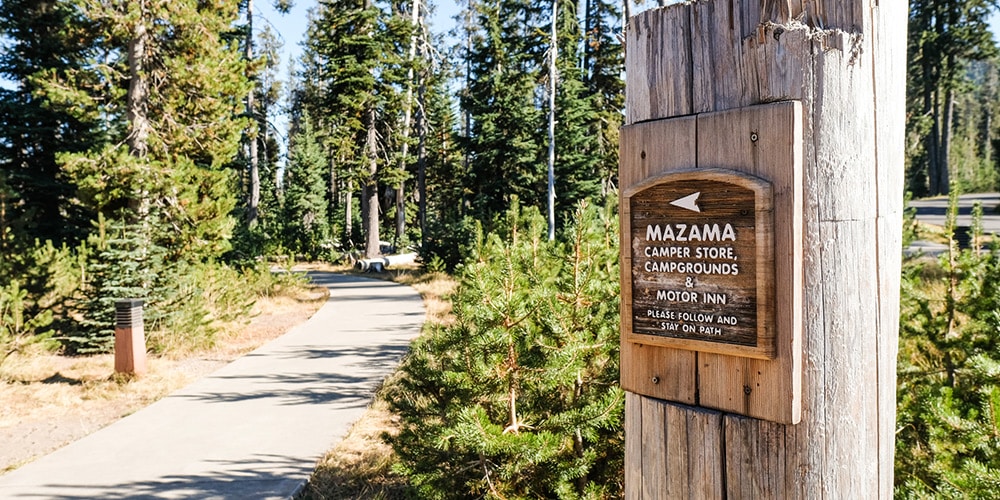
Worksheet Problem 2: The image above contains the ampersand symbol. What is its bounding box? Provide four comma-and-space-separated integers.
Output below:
685, 276, 694, 288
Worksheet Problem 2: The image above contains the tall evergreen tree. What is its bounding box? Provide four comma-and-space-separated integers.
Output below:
581, 0, 624, 193
0, 0, 102, 250
907, 0, 997, 196
282, 114, 332, 259
298, 0, 407, 258
46, 0, 252, 262
551, 0, 602, 225
462, 0, 547, 224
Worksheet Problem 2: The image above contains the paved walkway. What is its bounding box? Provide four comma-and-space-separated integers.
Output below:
0, 272, 425, 499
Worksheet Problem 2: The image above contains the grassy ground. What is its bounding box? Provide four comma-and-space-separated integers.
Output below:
298, 266, 456, 500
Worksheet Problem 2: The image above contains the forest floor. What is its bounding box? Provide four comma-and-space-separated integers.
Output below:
0, 271, 329, 474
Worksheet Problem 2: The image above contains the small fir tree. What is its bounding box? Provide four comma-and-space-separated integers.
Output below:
897, 193, 1000, 497
389, 200, 623, 498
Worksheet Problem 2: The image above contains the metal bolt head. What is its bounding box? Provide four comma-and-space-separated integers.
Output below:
651, 376, 660, 385
750, 132, 759, 143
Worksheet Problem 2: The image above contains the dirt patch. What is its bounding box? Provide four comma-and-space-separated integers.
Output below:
0, 285, 328, 474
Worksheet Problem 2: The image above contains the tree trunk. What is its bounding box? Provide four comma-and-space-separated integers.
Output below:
363, 107, 380, 259
927, 88, 942, 196
621, 1, 905, 497
245, 0, 260, 226
546, 0, 556, 241
345, 179, 353, 244
939, 84, 954, 194
416, 76, 428, 249
126, 1, 151, 230
127, 10, 149, 162
394, 0, 422, 249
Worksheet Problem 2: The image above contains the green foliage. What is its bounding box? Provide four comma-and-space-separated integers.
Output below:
389, 200, 623, 498
0, 281, 57, 373
906, 0, 997, 196
70, 215, 165, 354
420, 214, 479, 272
282, 114, 334, 260
896, 194, 1000, 497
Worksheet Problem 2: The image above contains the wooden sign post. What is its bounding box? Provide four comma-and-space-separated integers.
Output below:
620, 1, 905, 498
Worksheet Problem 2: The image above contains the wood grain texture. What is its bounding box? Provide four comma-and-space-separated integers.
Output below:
620, 117, 698, 404
871, 1, 908, 496
625, 4, 692, 123
624, 168, 777, 360
625, 392, 643, 499
640, 397, 667, 499
696, 103, 802, 424
622, 0, 904, 497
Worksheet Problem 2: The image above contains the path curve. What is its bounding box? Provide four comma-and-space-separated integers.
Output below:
0, 272, 425, 499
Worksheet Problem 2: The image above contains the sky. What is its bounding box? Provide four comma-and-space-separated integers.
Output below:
255, 0, 463, 152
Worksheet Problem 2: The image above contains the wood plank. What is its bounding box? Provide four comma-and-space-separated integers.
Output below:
625, 5, 692, 123
620, 116, 698, 404
664, 403, 690, 497
625, 392, 643, 499
641, 397, 667, 500
817, 219, 880, 496
686, 406, 724, 499
695, 102, 802, 424
724, 414, 787, 499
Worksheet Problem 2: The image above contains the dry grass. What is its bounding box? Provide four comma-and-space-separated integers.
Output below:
0, 278, 328, 474
301, 267, 456, 499
297, 390, 410, 500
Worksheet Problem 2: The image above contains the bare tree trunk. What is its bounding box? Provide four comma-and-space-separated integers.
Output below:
364, 107, 380, 259
345, 179, 353, 244
416, 76, 428, 249
245, 0, 260, 226
927, 87, 941, 196
394, 0, 422, 249
940, 84, 955, 194
126, 1, 150, 227
546, 0, 557, 241
127, 9, 149, 162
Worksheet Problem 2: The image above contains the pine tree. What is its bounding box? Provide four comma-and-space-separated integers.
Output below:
907, 0, 997, 196
0, 0, 102, 249
462, 0, 546, 225
897, 196, 1000, 497
551, 0, 602, 226
580, 0, 624, 193
282, 114, 333, 259
298, 0, 410, 258
389, 200, 624, 498
45, 0, 251, 262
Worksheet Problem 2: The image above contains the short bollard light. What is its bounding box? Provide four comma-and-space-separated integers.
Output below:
114, 299, 147, 377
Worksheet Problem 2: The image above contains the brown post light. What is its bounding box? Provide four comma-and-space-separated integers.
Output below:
620, 1, 906, 497
114, 299, 147, 377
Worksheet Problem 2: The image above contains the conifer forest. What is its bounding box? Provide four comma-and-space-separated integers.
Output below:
3, 0, 1000, 497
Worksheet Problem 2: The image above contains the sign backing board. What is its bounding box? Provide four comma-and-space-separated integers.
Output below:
624, 169, 775, 359
618, 100, 802, 424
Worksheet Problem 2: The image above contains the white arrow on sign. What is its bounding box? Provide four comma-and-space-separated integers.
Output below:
670, 192, 701, 213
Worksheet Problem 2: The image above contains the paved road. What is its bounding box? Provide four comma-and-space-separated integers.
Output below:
0, 272, 425, 499
909, 192, 1000, 232
907, 193, 1000, 255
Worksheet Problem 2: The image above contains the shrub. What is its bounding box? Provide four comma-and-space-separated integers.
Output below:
388, 200, 623, 499
0, 281, 57, 373
896, 193, 1000, 497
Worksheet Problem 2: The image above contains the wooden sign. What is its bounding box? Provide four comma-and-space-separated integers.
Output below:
624, 169, 775, 359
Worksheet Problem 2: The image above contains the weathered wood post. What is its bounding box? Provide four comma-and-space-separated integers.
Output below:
619, 1, 905, 498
